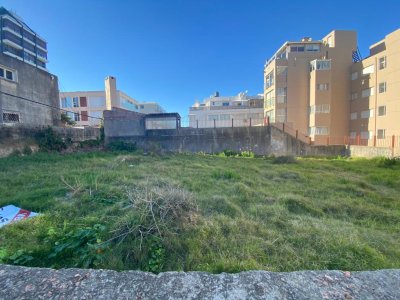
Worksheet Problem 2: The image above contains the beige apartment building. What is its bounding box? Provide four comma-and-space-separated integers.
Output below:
264, 30, 357, 144
60, 76, 165, 127
350, 29, 400, 145
264, 28, 400, 145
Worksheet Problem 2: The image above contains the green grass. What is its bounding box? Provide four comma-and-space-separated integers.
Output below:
0, 151, 399, 272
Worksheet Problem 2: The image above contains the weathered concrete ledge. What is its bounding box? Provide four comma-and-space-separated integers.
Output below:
0, 265, 399, 299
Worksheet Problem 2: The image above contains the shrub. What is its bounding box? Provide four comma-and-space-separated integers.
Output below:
35, 127, 67, 152
272, 155, 297, 164
107, 141, 137, 152
240, 151, 255, 158
110, 181, 198, 272
376, 157, 399, 168
22, 145, 33, 156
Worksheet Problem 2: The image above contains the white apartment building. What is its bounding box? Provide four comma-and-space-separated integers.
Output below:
60, 76, 165, 126
189, 92, 264, 128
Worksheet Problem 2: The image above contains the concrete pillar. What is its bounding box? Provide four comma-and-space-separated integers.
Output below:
105, 76, 118, 110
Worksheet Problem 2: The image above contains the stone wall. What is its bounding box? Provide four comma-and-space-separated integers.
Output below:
103, 108, 145, 137
107, 126, 346, 157
348, 145, 400, 158
0, 53, 60, 126
0, 125, 100, 157
0, 265, 399, 299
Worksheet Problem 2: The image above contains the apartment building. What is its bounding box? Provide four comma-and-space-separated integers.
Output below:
349, 29, 400, 144
264, 30, 357, 143
0, 7, 48, 70
60, 76, 165, 127
189, 92, 264, 128
0, 7, 59, 126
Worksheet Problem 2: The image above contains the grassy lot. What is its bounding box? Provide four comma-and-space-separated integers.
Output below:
0, 151, 399, 273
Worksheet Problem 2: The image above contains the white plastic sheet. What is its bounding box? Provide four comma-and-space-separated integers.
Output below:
0, 205, 38, 228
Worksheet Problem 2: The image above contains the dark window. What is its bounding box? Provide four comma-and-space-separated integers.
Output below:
24, 51, 36, 63
36, 38, 47, 49
23, 29, 35, 43
3, 112, 20, 123
37, 48, 47, 60
3, 19, 22, 35
6, 70, 13, 80
3, 31, 22, 45
81, 111, 88, 121
0, 68, 4, 77
23, 41, 35, 52
37, 60, 46, 68
3, 44, 23, 57
79, 97, 87, 107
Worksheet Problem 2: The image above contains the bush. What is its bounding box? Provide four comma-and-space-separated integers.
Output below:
35, 127, 68, 152
110, 181, 198, 272
107, 141, 137, 152
376, 157, 399, 168
240, 151, 255, 158
22, 145, 33, 156
272, 155, 297, 164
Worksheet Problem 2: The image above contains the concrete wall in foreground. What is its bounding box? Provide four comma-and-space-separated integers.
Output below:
106, 126, 346, 157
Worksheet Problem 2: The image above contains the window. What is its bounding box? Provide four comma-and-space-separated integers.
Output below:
208, 115, 219, 121
310, 59, 331, 71
265, 71, 274, 88
277, 88, 287, 103
351, 92, 358, 100
361, 109, 374, 119
379, 56, 386, 70
362, 87, 374, 98
351, 72, 358, 80
220, 114, 230, 120
305, 44, 320, 52
350, 112, 357, 120
265, 90, 274, 107
73, 97, 79, 107
361, 131, 373, 140
73, 113, 80, 122
378, 106, 386, 116
79, 97, 87, 107
309, 126, 329, 135
362, 65, 374, 75
377, 129, 385, 139
290, 46, 304, 52
276, 66, 288, 77
379, 82, 386, 93
222, 102, 229, 107
0, 66, 16, 82
310, 104, 330, 114
140, 105, 144, 109
317, 83, 329, 91
2, 112, 20, 123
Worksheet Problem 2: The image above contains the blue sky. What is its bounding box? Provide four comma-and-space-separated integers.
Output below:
2, 0, 399, 116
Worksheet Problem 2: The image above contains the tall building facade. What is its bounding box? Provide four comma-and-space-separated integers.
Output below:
264, 30, 357, 144
0, 7, 59, 126
60, 76, 165, 127
349, 29, 400, 145
0, 7, 48, 70
189, 92, 264, 128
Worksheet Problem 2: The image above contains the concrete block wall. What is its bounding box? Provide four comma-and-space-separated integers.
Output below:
0, 53, 60, 126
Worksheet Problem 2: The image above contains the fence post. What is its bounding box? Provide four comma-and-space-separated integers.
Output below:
296, 130, 298, 139
196, 120, 198, 129
357, 135, 360, 146
231, 118, 234, 128
249, 118, 252, 127
282, 123, 285, 132
213, 119, 216, 129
